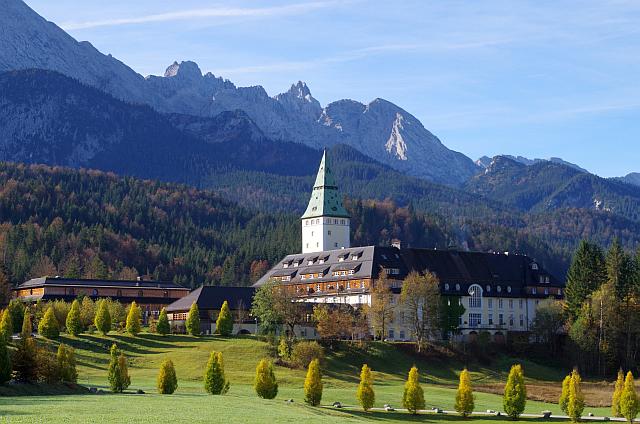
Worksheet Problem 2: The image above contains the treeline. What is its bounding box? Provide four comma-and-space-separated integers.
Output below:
562, 239, 640, 375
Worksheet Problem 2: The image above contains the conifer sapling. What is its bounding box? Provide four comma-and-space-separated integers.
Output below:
156, 307, 170, 335
503, 364, 526, 420
157, 358, 178, 394
455, 368, 474, 417
403, 366, 425, 414
38, 306, 59, 339
356, 364, 375, 411
186, 302, 201, 336
254, 358, 278, 399
215, 300, 233, 336
612, 368, 625, 418
567, 368, 585, 422
94, 299, 112, 336
620, 371, 639, 423
304, 358, 323, 406
204, 351, 230, 395
126, 301, 142, 336
66, 299, 82, 336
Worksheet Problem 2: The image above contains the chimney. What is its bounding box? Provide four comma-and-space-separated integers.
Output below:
391, 239, 401, 250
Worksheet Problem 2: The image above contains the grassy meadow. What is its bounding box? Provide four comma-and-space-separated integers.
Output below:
0, 333, 616, 423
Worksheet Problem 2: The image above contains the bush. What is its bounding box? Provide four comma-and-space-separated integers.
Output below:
79, 297, 95, 331
7, 300, 25, 334
291, 341, 324, 368
38, 306, 59, 339
254, 358, 278, 399
403, 366, 425, 414
304, 358, 323, 406
503, 364, 526, 420
455, 368, 474, 417
186, 302, 201, 336
126, 301, 142, 336
95, 300, 112, 336
157, 359, 178, 394
357, 364, 375, 411
215, 301, 233, 336
0, 309, 13, 343
66, 299, 82, 336
204, 351, 230, 395
57, 344, 78, 383
277, 335, 291, 360
156, 308, 170, 335
108, 344, 130, 393
37, 346, 61, 383
0, 337, 11, 383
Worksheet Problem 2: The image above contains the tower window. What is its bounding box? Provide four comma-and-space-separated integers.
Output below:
335, 243, 338, 247
327, 230, 331, 235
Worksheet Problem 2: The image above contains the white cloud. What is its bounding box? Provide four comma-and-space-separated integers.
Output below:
61, 1, 337, 30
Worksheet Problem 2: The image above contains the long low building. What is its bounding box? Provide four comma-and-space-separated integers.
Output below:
14, 276, 190, 321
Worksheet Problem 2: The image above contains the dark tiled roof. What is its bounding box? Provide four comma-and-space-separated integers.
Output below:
166, 286, 255, 312
17, 277, 187, 290
255, 246, 562, 297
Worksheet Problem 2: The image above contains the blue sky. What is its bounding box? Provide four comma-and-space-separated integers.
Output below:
26, 0, 640, 177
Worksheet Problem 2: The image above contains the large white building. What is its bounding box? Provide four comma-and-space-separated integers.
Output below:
257, 152, 565, 341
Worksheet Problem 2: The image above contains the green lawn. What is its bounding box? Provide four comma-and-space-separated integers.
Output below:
0, 334, 613, 423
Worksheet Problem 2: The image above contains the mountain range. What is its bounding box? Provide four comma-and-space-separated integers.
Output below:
0, 0, 639, 279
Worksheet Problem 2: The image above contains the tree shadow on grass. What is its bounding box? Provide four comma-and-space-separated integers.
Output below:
333, 410, 571, 423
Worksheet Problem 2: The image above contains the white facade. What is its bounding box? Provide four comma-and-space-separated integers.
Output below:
302, 217, 350, 253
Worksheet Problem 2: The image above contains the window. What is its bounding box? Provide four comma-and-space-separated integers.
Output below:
497, 285, 502, 293
532, 287, 537, 295
509, 299, 513, 309
507, 286, 512, 293
399, 330, 405, 339
308, 260, 314, 265
311, 231, 314, 237
486, 285, 491, 293
283, 263, 289, 268
348, 270, 354, 275
468, 284, 482, 308
92, 289, 99, 296
469, 313, 482, 327
545, 276, 550, 283
388, 329, 394, 339
346, 282, 351, 289
520, 314, 524, 327
531, 263, 539, 270
488, 298, 493, 309
498, 299, 503, 309
327, 230, 331, 236
509, 314, 514, 326
488, 314, 493, 325
334, 243, 338, 247
559, 288, 562, 296
138, 290, 144, 297
444, 283, 450, 290
316, 284, 321, 292
455, 284, 460, 291
338, 256, 344, 262
499, 313, 504, 325
519, 299, 524, 308
163, 290, 169, 298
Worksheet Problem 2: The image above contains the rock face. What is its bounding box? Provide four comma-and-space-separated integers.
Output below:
0, 0, 479, 185
476, 154, 588, 173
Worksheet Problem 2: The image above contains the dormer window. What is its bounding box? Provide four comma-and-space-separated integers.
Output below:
283, 263, 289, 268
319, 259, 324, 264
531, 263, 539, 270
294, 261, 299, 267
308, 260, 314, 266
348, 270, 354, 275
338, 257, 344, 262
545, 276, 550, 283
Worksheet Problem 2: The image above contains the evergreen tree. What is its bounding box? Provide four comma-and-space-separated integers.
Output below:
7, 300, 24, 334
204, 351, 230, 395
125, 301, 141, 336
503, 364, 526, 420
38, 306, 59, 339
304, 358, 323, 406
156, 307, 170, 335
403, 366, 425, 414
567, 368, 585, 422
0, 309, 13, 343
215, 301, 233, 336
356, 364, 375, 411
565, 240, 607, 320
107, 343, 130, 393
57, 344, 78, 383
186, 302, 201, 336
254, 358, 278, 399
66, 299, 82, 336
157, 358, 178, 394
95, 299, 112, 336
559, 374, 571, 414
0, 337, 11, 383
455, 368, 474, 417
13, 313, 37, 383
613, 369, 625, 417
620, 371, 639, 423
79, 296, 95, 331
277, 335, 291, 360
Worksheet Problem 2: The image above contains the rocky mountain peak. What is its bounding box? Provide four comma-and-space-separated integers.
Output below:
163, 60, 202, 80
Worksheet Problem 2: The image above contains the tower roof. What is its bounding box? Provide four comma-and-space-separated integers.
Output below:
301, 151, 350, 219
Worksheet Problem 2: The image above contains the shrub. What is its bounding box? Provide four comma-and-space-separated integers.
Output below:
108, 344, 130, 393
51, 300, 70, 329
156, 308, 170, 336
254, 358, 278, 399
204, 351, 230, 395
95, 299, 112, 336
403, 366, 425, 414
620, 371, 639, 423
186, 302, 201, 336
79, 297, 95, 330
503, 364, 526, 420
559, 374, 571, 414
613, 369, 625, 417
126, 301, 142, 336
66, 299, 82, 336
7, 300, 25, 334
356, 364, 375, 411
567, 368, 585, 422
157, 359, 178, 394
37, 346, 61, 383
277, 335, 291, 360
304, 358, 323, 406
216, 301, 233, 336
0, 309, 13, 343
21, 309, 32, 338
13, 336, 37, 382
455, 368, 474, 417
57, 344, 77, 383
38, 306, 60, 339
291, 341, 324, 369
0, 337, 11, 383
